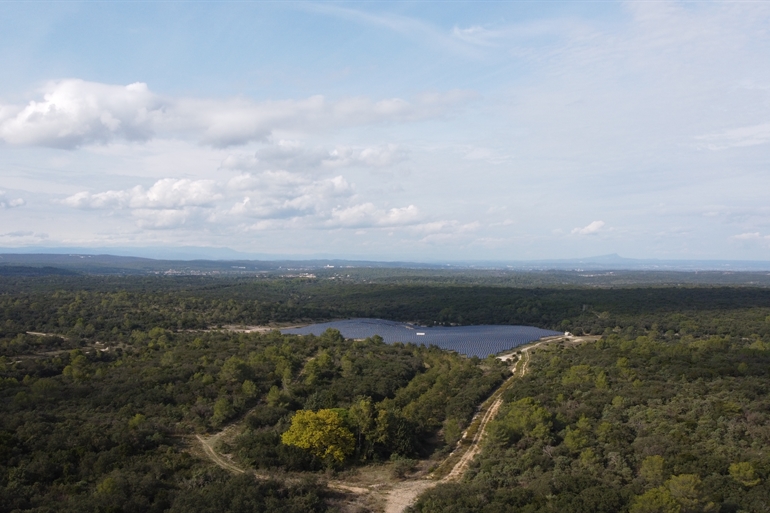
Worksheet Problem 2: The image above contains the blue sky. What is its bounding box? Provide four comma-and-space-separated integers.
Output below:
1, 1, 769, 261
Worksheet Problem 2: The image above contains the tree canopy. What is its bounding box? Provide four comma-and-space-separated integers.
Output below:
280, 409, 355, 464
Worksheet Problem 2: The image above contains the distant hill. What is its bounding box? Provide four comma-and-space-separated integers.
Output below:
0, 265, 79, 276
0, 253, 445, 276
1, 252, 770, 281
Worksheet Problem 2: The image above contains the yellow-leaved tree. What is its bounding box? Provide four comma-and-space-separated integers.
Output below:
281, 409, 354, 465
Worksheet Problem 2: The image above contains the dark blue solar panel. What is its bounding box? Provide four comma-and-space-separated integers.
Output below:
282, 318, 560, 358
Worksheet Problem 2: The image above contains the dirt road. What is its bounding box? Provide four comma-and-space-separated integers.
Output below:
381, 337, 557, 511
195, 429, 246, 475
194, 335, 589, 512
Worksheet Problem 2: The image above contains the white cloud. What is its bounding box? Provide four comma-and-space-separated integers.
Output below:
220, 141, 408, 174
411, 220, 480, 244
572, 220, 605, 235
324, 144, 407, 168
0, 80, 161, 148
733, 232, 760, 240
0, 190, 25, 209
452, 25, 501, 46
695, 123, 770, 150
252, 140, 328, 170
732, 232, 770, 241
60, 172, 425, 231
62, 179, 221, 210
0, 80, 470, 149
132, 208, 194, 229
0, 231, 48, 243
328, 203, 420, 228
230, 174, 354, 220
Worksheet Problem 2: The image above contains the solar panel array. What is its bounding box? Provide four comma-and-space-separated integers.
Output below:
282, 318, 561, 358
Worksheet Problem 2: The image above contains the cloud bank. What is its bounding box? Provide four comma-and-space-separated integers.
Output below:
62, 173, 425, 232
0, 80, 470, 149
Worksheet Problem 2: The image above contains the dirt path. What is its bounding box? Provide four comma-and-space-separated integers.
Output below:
383, 480, 436, 513
193, 335, 591, 512
440, 384, 506, 483
380, 337, 557, 512
195, 429, 246, 474
437, 339, 543, 482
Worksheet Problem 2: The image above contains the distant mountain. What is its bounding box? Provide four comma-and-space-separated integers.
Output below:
1, 250, 769, 273
0, 252, 447, 275
491, 254, 770, 271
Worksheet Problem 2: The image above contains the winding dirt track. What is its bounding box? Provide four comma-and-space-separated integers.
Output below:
195, 434, 245, 474
441, 343, 537, 483
194, 335, 586, 512
379, 339, 549, 512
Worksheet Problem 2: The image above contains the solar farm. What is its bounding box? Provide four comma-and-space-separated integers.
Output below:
282, 318, 561, 358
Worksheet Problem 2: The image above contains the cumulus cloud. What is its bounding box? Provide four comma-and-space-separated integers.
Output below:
230, 173, 354, 220
328, 203, 420, 228
0, 190, 25, 209
0, 79, 470, 149
62, 179, 221, 210
0, 81, 161, 148
61, 172, 425, 231
572, 220, 605, 235
221, 141, 408, 173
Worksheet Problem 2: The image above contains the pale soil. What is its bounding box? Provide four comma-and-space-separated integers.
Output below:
193, 334, 595, 512
195, 433, 245, 475
437, 337, 546, 484
382, 480, 436, 513
19, 333, 125, 359
221, 324, 304, 333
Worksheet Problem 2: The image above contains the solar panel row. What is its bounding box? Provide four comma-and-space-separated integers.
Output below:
282, 318, 560, 358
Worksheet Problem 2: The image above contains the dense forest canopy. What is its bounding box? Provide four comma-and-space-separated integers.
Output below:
411, 333, 770, 513
2, 273, 770, 512
3, 274, 770, 343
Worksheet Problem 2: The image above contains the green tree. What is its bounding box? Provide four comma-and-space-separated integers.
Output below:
562, 364, 593, 385
62, 350, 90, 382
633, 475, 714, 513
219, 356, 249, 383
665, 474, 711, 513
640, 455, 666, 486
629, 487, 680, 513
729, 461, 761, 487
212, 396, 235, 426
492, 397, 552, 444
241, 379, 258, 398
349, 397, 377, 459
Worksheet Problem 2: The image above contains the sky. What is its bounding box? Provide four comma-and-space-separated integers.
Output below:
1, 0, 769, 262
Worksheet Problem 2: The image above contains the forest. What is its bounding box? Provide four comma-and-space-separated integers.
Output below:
410, 332, 770, 512
1, 272, 770, 512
